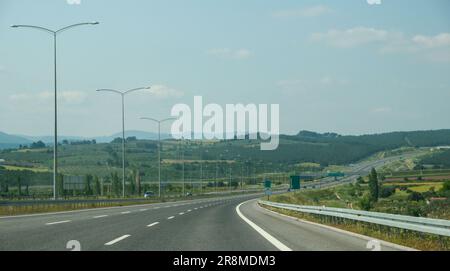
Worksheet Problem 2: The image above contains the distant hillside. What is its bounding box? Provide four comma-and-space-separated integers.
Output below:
1, 129, 450, 180
95, 130, 171, 143
9, 130, 171, 145
0, 132, 31, 149
419, 149, 450, 168
270, 129, 450, 165
2, 129, 450, 167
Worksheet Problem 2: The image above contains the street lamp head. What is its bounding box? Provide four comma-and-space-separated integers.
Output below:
10, 25, 19, 28
91, 21, 100, 25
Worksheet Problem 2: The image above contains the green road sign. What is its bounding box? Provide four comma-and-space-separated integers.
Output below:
264, 180, 272, 189
290, 176, 301, 190
327, 172, 345, 177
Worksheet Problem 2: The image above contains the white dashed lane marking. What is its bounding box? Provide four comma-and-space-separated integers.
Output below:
45, 220, 71, 225
105, 235, 131, 246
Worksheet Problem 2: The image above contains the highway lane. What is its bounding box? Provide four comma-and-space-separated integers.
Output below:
0, 193, 410, 251
239, 200, 410, 251
0, 196, 244, 250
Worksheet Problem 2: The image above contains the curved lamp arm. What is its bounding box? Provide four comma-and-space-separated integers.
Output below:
11, 24, 55, 34
96, 89, 123, 96
56, 22, 99, 34
97, 86, 151, 96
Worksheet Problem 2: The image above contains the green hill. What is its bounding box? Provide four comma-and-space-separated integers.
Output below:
0, 132, 31, 149
1, 129, 450, 182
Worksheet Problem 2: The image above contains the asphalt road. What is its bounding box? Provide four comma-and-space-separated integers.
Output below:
0, 194, 408, 251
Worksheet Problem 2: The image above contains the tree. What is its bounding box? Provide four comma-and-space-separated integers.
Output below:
368, 168, 379, 202
84, 174, 93, 196
31, 141, 46, 149
379, 186, 396, 198
17, 176, 22, 196
93, 176, 101, 196
129, 175, 136, 195
441, 180, 450, 192
358, 195, 373, 211
111, 172, 120, 196
135, 170, 141, 196
356, 176, 364, 184
408, 191, 424, 202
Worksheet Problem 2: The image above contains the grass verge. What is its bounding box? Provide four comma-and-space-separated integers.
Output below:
261, 204, 449, 251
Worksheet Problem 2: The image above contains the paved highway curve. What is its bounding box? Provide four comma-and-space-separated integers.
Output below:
0, 193, 411, 251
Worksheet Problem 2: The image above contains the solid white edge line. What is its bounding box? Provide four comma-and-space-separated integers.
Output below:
258, 203, 417, 251
147, 222, 160, 227
104, 235, 131, 246
45, 220, 71, 225
236, 200, 292, 251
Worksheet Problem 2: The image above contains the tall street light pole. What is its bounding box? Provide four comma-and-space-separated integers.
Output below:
12, 22, 99, 200
97, 87, 151, 198
141, 117, 175, 198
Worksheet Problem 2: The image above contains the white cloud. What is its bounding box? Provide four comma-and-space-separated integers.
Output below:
412, 33, 450, 48
207, 48, 253, 59
311, 27, 450, 62
66, 0, 81, 5
367, 0, 382, 5
272, 5, 332, 18
9, 91, 87, 104
144, 85, 183, 99
311, 27, 389, 48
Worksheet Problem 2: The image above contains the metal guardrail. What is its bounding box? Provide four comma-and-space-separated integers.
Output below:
259, 200, 450, 237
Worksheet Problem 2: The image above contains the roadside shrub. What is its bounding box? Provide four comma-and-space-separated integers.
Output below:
358, 195, 373, 211
405, 201, 427, 217
356, 177, 365, 184
441, 180, 450, 192
379, 186, 396, 198
408, 191, 425, 202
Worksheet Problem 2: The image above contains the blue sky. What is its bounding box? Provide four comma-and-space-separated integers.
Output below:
0, 0, 449, 137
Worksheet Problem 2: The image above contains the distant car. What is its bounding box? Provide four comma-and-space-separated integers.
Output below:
186, 192, 193, 197
144, 191, 155, 198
